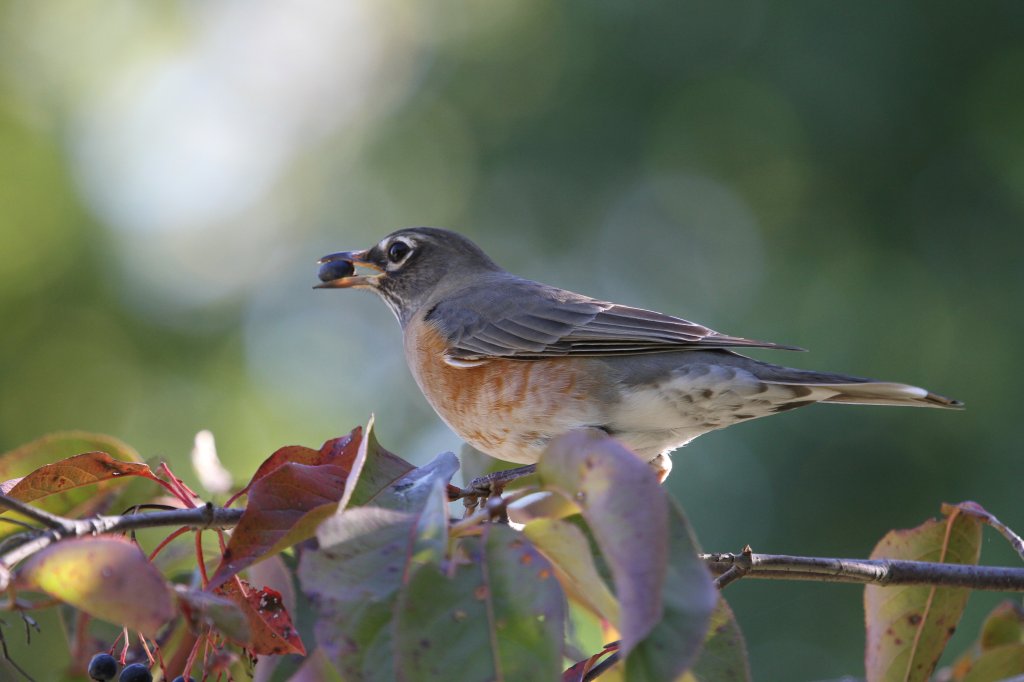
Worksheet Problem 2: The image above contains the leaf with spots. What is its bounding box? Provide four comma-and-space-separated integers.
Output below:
298, 475, 451, 681
394, 523, 565, 682
3, 451, 159, 503
14, 536, 173, 636
207, 422, 414, 590
215, 579, 305, 656
523, 517, 619, 625
864, 504, 983, 682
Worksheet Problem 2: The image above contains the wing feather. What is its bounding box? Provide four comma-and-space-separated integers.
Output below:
426, 275, 799, 360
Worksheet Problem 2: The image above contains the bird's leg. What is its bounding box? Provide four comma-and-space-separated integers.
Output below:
456, 464, 538, 516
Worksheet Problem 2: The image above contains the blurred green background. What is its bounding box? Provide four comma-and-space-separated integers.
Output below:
1, 1, 1022, 678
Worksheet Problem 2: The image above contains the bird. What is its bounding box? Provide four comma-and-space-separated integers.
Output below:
315, 227, 962, 484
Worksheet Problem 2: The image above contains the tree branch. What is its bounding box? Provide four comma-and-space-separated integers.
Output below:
0, 498, 243, 589
702, 551, 1024, 591
3, 489, 1024, 598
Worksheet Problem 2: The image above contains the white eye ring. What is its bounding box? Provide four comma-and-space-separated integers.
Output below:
386, 239, 413, 264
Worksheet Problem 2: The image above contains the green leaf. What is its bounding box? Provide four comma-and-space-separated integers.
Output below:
684, 597, 751, 682
979, 600, 1024, 650
298, 475, 451, 681
961, 644, 1024, 682
864, 506, 983, 682
626, 496, 717, 681
394, 523, 565, 681
15, 536, 173, 636
524, 517, 619, 624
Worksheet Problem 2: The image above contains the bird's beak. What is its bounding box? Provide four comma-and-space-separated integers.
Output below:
314, 249, 383, 289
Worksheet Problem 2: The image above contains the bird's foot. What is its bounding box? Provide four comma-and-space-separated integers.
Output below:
456, 464, 537, 517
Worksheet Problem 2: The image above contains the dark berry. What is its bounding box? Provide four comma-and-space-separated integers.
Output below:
88, 652, 118, 681
118, 663, 152, 682
317, 258, 355, 282
171, 677, 196, 682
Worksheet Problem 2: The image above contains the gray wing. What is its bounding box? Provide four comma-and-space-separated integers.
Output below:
426, 276, 800, 360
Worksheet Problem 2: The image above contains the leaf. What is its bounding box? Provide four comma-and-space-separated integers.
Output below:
298, 476, 452, 681
944, 601, 1024, 682
177, 586, 251, 645
537, 430, 668, 656
864, 506, 983, 682
0, 433, 147, 537
625, 497, 717, 681
979, 601, 1024, 650
0, 431, 141, 480
369, 450, 460, 512
684, 597, 751, 682
562, 643, 620, 682
2, 451, 159, 503
960, 644, 1024, 682
508, 491, 581, 524
15, 536, 173, 636
393, 523, 565, 682
208, 424, 414, 590
523, 517, 619, 624
215, 579, 305, 656
287, 649, 344, 682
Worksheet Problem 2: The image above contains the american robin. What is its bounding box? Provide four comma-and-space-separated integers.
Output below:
316, 227, 961, 483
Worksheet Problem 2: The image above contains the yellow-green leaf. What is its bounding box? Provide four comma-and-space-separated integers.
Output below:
864, 506, 983, 682
524, 517, 619, 624
15, 536, 174, 636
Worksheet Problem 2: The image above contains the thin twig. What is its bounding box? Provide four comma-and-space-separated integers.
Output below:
702, 552, 1024, 591
949, 503, 1024, 563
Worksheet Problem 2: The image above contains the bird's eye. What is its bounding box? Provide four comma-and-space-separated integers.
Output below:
387, 240, 412, 263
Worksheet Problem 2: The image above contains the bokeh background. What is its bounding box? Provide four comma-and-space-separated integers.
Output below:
1, 1, 1022, 678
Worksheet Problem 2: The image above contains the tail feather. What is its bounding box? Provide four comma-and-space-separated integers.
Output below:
767, 380, 964, 410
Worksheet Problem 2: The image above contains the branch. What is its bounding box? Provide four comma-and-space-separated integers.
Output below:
0, 498, 243, 589
702, 551, 1024, 591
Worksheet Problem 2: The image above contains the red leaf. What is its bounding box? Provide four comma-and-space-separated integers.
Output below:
207, 424, 413, 589
2, 452, 159, 502
229, 429, 361, 505
563, 643, 619, 682
216, 580, 305, 656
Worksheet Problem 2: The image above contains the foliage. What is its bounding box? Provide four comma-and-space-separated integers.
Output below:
0, 424, 1020, 681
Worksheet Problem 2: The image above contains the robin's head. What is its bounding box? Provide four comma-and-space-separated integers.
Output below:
316, 227, 503, 324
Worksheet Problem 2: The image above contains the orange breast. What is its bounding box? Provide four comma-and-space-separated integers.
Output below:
404, 320, 607, 464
